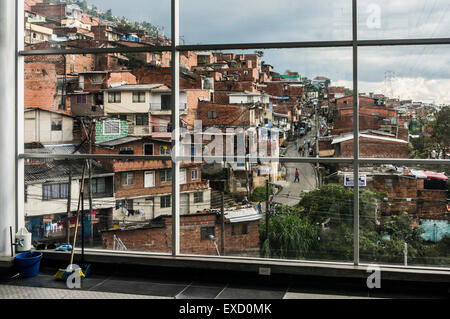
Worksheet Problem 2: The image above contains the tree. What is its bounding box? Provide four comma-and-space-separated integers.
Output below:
260, 207, 319, 259
430, 106, 450, 159
255, 50, 264, 58
299, 184, 378, 228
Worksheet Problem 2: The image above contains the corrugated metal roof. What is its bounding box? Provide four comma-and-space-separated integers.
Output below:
104, 84, 165, 92
95, 136, 141, 147
25, 159, 112, 185
224, 206, 262, 223
332, 133, 408, 145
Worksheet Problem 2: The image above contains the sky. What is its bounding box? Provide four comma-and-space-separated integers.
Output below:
87, 0, 450, 104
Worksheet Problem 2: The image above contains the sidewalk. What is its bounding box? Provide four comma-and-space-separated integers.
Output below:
273, 135, 318, 206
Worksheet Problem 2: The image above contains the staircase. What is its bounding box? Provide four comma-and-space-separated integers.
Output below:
210, 190, 239, 209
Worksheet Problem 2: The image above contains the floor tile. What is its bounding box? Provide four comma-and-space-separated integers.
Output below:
216, 286, 287, 299
176, 285, 226, 299
90, 278, 188, 297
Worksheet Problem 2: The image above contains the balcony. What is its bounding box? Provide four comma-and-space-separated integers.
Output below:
149, 103, 187, 113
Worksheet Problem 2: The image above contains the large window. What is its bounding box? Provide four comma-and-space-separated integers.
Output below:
103, 120, 121, 135
133, 92, 146, 103
108, 92, 121, 103
17, 0, 450, 270
42, 183, 69, 201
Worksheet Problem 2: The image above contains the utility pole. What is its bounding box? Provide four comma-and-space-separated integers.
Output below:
88, 119, 94, 246
315, 103, 321, 187
265, 179, 270, 245
220, 190, 225, 256
66, 172, 72, 244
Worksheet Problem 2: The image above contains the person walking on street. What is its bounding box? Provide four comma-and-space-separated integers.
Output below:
294, 168, 300, 183
257, 202, 262, 214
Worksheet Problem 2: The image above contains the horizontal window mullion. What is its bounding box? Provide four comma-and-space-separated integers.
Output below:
358, 158, 450, 165
177, 40, 353, 51
357, 37, 450, 47
19, 154, 449, 165
19, 153, 172, 161
19, 46, 172, 56
19, 38, 450, 57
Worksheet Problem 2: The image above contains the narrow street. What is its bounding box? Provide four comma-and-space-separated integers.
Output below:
273, 117, 319, 206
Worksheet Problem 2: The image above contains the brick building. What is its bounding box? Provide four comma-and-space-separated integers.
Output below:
101, 206, 262, 256
339, 167, 448, 220
332, 133, 409, 158
93, 136, 211, 221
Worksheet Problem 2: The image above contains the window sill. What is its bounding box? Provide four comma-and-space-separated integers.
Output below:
39, 249, 450, 284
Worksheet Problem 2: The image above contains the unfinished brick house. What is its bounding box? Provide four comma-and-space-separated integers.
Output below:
339, 167, 448, 220
93, 136, 211, 222
101, 206, 262, 256
331, 132, 409, 159
70, 70, 137, 117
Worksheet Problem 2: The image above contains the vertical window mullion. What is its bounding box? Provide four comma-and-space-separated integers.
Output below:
171, 0, 180, 256
352, 0, 360, 266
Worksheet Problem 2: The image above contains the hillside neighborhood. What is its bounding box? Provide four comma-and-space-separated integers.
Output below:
23, 0, 450, 265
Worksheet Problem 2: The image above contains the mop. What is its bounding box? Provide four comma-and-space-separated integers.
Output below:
54, 161, 87, 281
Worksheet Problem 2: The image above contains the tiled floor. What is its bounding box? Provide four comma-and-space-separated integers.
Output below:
0, 268, 446, 299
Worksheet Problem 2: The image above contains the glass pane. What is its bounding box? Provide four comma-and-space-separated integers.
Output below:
358, 0, 450, 40
180, 158, 355, 262
357, 164, 449, 268
24, 0, 170, 46
358, 45, 450, 159
177, 47, 355, 261
181, 0, 352, 44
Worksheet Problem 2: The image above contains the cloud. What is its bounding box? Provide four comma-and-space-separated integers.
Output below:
87, 0, 450, 103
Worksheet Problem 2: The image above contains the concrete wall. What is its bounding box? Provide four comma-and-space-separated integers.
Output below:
24, 109, 73, 144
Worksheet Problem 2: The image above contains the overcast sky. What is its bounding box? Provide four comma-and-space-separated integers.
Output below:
88, 0, 450, 104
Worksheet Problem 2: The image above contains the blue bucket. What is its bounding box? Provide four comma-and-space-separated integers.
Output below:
15, 251, 42, 278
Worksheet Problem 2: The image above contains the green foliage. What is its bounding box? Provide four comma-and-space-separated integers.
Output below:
430, 106, 450, 158
124, 53, 149, 69
251, 186, 273, 202
299, 184, 378, 228
260, 211, 319, 259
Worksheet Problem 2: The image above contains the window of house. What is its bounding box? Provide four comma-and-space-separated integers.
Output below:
108, 92, 121, 103
133, 92, 146, 103
201, 226, 215, 241
144, 144, 154, 156
76, 94, 87, 104
103, 120, 120, 135
42, 183, 69, 201
144, 171, 155, 188
124, 199, 134, 210
161, 95, 171, 110
92, 74, 103, 84
160, 195, 171, 208
160, 145, 171, 155
194, 191, 203, 203
208, 111, 217, 119
160, 169, 172, 183
242, 223, 249, 235
386, 179, 393, 188
135, 114, 149, 126
119, 147, 134, 155
91, 178, 106, 194
51, 116, 63, 131
121, 172, 135, 186
191, 169, 198, 181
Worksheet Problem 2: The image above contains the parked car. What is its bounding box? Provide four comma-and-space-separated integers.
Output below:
299, 128, 306, 136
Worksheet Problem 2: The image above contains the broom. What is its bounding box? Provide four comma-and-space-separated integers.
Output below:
54, 160, 87, 281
